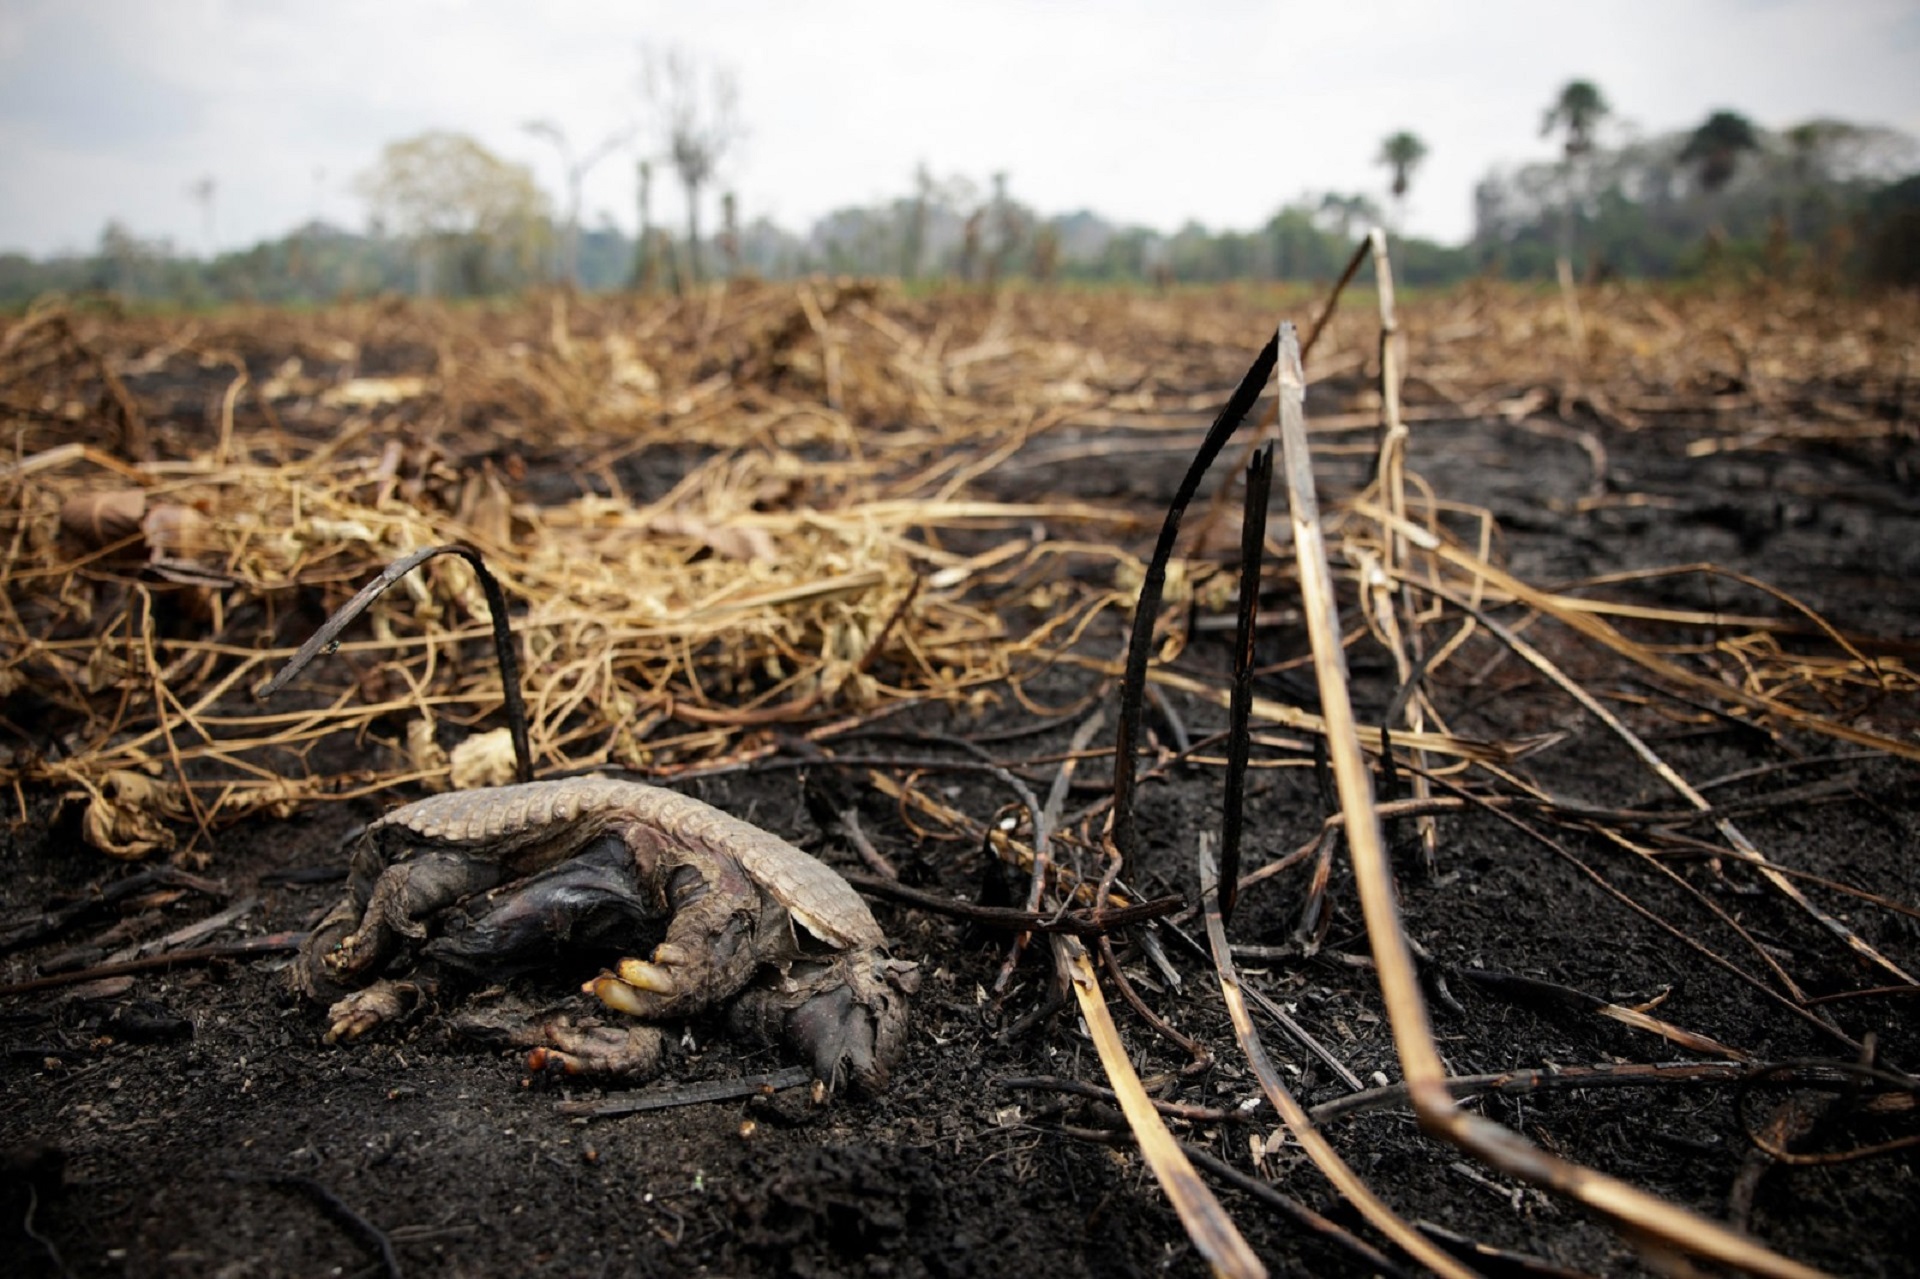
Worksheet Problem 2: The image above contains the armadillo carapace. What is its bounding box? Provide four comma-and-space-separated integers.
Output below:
293, 778, 909, 1092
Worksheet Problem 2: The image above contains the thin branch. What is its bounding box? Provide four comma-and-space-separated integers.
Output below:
254, 544, 533, 784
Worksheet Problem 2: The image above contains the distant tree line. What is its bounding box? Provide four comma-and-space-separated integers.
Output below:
6, 90, 1918, 307
1474, 98, 1919, 283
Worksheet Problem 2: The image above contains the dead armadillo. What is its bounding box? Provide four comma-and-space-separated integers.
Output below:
293, 777, 911, 1092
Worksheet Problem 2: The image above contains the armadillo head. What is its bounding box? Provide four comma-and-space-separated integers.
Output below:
728, 952, 915, 1094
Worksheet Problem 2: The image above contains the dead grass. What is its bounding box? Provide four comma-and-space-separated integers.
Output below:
3, 279, 1914, 864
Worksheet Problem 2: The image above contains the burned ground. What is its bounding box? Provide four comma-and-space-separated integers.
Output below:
3, 281, 1918, 1277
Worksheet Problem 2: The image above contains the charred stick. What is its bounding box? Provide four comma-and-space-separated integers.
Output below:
224, 1172, 401, 1279
1095, 933, 1209, 1068
2, 866, 228, 955
1238, 978, 1366, 1093
0, 932, 306, 997
259, 866, 350, 886
841, 871, 1180, 936
1455, 966, 1751, 1059
1729, 1092, 1826, 1230
1000, 1074, 1253, 1125
1191, 234, 1375, 559
833, 807, 899, 881
1182, 1144, 1415, 1279
1423, 768, 1863, 1054
554, 1067, 814, 1117
999, 710, 1107, 993
1413, 1220, 1596, 1279
1218, 443, 1272, 925
1733, 1057, 1920, 1168
254, 543, 532, 784
1302, 235, 1378, 359
1143, 683, 1191, 755
136, 895, 261, 956
1302, 1059, 1891, 1125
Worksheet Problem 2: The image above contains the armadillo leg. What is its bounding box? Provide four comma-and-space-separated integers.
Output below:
325, 850, 509, 985
324, 976, 435, 1043
293, 836, 392, 1000
451, 997, 665, 1080
586, 855, 763, 1021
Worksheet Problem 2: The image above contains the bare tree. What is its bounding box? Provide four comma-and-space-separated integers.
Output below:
902, 162, 933, 279
632, 159, 656, 290
719, 191, 741, 276
641, 46, 744, 283
523, 120, 635, 288
1316, 191, 1381, 241
985, 171, 1011, 287
186, 175, 217, 255
959, 207, 983, 283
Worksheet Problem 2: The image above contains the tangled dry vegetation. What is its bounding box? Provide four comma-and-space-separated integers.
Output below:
4, 265, 1919, 1274
4, 279, 1179, 854
5, 277, 1913, 855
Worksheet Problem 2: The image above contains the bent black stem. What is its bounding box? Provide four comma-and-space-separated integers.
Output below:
1109, 334, 1278, 864
254, 543, 533, 784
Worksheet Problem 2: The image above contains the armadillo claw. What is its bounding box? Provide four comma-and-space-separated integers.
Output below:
322, 932, 374, 983
586, 973, 645, 1015
616, 957, 677, 994
524, 1024, 664, 1079
453, 1006, 667, 1080
584, 955, 678, 1015
324, 980, 425, 1043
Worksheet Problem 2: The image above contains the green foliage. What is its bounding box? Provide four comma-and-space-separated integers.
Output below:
355, 131, 551, 296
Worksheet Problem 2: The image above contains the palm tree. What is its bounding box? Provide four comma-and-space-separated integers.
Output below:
1539, 80, 1611, 270
1376, 131, 1428, 230
1540, 80, 1610, 160
1680, 110, 1761, 194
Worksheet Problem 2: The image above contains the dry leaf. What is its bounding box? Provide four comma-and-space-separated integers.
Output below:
216, 777, 305, 821
407, 717, 451, 790
645, 513, 777, 562
60, 489, 147, 547
604, 333, 661, 393
79, 770, 186, 859
449, 727, 518, 789
457, 465, 515, 547
140, 503, 214, 557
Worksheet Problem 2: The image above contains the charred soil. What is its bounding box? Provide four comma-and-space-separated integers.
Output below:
3, 282, 1918, 1277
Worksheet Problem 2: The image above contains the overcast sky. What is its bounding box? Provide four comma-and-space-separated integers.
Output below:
2, 0, 1918, 258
